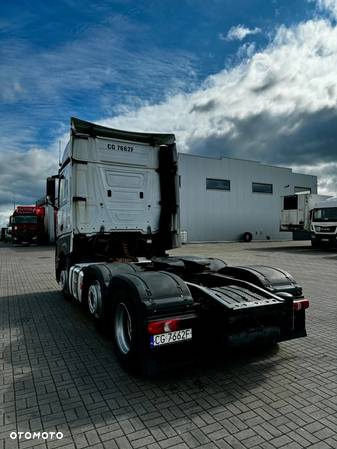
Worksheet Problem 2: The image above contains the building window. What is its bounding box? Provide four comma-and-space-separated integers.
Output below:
294, 186, 311, 193
206, 178, 231, 191
252, 182, 273, 194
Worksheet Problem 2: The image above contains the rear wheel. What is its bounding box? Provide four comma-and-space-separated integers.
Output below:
60, 268, 68, 292
85, 278, 105, 324
115, 301, 133, 356
58, 256, 72, 300
111, 289, 152, 374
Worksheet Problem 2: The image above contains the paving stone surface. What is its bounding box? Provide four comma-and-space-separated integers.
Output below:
0, 241, 336, 449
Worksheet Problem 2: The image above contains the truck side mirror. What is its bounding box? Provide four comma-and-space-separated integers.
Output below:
46, 177, 56, 205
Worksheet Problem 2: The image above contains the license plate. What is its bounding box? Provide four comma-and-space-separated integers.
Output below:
150, 329, 192, 347
322, 238, 329, 241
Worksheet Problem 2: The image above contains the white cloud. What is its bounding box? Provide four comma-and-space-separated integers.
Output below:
97, 18, 337, 195
221, 25, 262, 41
0, 207, 12, 228
292, 162, 337, 196
0, 147, 58, 226
316, 0, 337, 18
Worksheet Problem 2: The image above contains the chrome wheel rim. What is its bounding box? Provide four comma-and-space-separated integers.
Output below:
115, 302, 132, 355
88, 282, 101, 315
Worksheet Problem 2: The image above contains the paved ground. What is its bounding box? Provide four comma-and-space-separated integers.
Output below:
0, 241, 336, 449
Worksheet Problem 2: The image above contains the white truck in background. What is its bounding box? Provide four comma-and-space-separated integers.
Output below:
310, 196, 337, 248
280, 192, 337, 247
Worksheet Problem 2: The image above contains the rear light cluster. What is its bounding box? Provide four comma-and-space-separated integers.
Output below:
147, 318, 181, 335
34, 207, 45, 217
293, 298, 309, 311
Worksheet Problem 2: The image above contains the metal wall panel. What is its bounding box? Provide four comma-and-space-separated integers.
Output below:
178, 153, 317, 242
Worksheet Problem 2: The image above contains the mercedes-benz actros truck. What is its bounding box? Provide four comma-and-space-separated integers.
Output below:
47, 117, 309, 374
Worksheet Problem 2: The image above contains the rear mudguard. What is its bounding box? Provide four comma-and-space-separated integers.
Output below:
70, 262, 139, 302
74, 262, 194, 318
219, 265, 303, 298
108, 270, 194, 317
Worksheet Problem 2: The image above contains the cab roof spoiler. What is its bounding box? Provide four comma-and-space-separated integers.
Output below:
71, 117, 176, 146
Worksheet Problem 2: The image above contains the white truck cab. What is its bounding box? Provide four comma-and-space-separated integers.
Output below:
55, 117, 180, 276
310, 197, 337, 247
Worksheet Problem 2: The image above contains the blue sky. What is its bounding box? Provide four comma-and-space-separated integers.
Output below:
1, 0, 337, 224
0, 0, 317, 148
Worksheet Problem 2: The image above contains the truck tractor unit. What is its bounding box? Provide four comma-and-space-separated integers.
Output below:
310, 197, 337, 248
10, 205, 47, 244
48, 117, 309, 373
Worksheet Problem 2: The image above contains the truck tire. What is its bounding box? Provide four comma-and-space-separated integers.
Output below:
111, 288, 151, 374
85, 277, 106, 326
243, 232, 253, 242
58, 256, 72, 301
311, 239, 320, 248
82, 264, 141, 329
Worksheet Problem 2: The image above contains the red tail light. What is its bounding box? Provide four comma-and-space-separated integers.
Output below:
293, 298, 309, 311
34, 207, 45, 217
148, 318, 180, 335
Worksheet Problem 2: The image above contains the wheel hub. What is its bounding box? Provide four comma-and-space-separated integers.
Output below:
88, 282, 101, 315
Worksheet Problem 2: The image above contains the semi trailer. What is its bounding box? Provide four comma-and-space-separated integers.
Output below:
48, 117, 309, 373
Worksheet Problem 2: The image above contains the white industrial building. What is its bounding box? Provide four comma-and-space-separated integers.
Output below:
178, 153, 317, 242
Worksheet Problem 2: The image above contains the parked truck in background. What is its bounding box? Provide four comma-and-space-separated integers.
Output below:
310, 196, 337, 248
47, 117, 309, 374
10, 205, 46, 244
280, 192, 337, 247
10, 201, 56, 245
280, 192, 330, 232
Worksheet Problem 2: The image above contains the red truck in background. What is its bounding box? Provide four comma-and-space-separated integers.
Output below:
10, 205, 45, 244
10, 202, 56, 244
